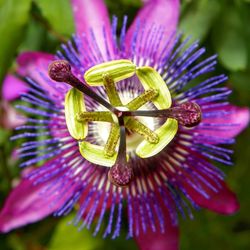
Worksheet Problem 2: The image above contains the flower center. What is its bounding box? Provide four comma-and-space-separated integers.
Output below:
48, 60, 202, 187
94, 102, 157, 155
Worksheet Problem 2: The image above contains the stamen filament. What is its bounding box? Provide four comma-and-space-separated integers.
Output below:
126, 89, 158, 110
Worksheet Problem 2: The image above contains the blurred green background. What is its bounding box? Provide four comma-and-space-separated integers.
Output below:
0, 0, 249, 249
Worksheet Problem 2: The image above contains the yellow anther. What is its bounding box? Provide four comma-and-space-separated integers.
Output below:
104, 123, 120, 157
84, 60, 136, 86
124, 118, 159, 144
76, 111, 113, 123
65, 88, 88, 140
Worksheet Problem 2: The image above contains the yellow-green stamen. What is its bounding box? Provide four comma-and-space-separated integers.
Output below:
104, 123, 120, 157
126, 89, 159, 110
76, 111, 113, 123
103, 74, 123, 106
124, 118, 159, 144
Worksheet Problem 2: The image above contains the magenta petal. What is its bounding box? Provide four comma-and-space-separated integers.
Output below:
135, 209, 179, 250
16, 51, 59, 98
199, 105, 250, 139
184, 180, 239, 215
0, 172, 71, 233
125, 0, 180, 60
71, 0, 114, 59
17, 51, 53, 75
2, 75, 28, 101
0, 101, 26, 129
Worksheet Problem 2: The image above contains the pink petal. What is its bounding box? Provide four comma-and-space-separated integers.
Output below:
184, 180, 239, 215
0, 169, 74, 233
135, 209, 179, 250
16, 52, 59, 98
125, 0, 180, 61
199, 105, 250, 139
17, 51, 53, 75
2, 75, 28, 101
0, 101, 26, 129
71, 0, 114, 60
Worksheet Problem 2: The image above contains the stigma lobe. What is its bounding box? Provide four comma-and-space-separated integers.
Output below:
48, 60, 71, 82
175, 102, 202, 127
108, 163, 133, 187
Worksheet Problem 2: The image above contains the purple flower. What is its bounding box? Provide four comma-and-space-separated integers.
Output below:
0, 0, 249, 249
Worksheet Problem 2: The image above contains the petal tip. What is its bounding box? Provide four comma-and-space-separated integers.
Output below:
221, 192, 240, 215
237, 107, 250, 131
2, 75, 28, 101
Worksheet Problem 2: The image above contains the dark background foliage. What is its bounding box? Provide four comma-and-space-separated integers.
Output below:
0, 0, 249, 249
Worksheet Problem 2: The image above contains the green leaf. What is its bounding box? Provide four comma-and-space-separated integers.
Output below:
105, 0, 142, 29
0, 0, 32, 83
230, 70, 250, 105
179, 0, 221, 42
212, 6, 247, 71
49, 215, 103, 250
214, 30, 247, 71
230, 71, 250, 92
49, 214, 137, 250
0, 128, 10, 145
18, 19, 46, 52
34, 0, 74, 37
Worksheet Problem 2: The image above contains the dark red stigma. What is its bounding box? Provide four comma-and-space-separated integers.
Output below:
108, 163, 133, 187
176, 102, 202, 127
48, 60, 71, 82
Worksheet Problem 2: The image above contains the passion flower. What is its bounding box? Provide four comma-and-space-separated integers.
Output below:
0, 1, 249, 250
